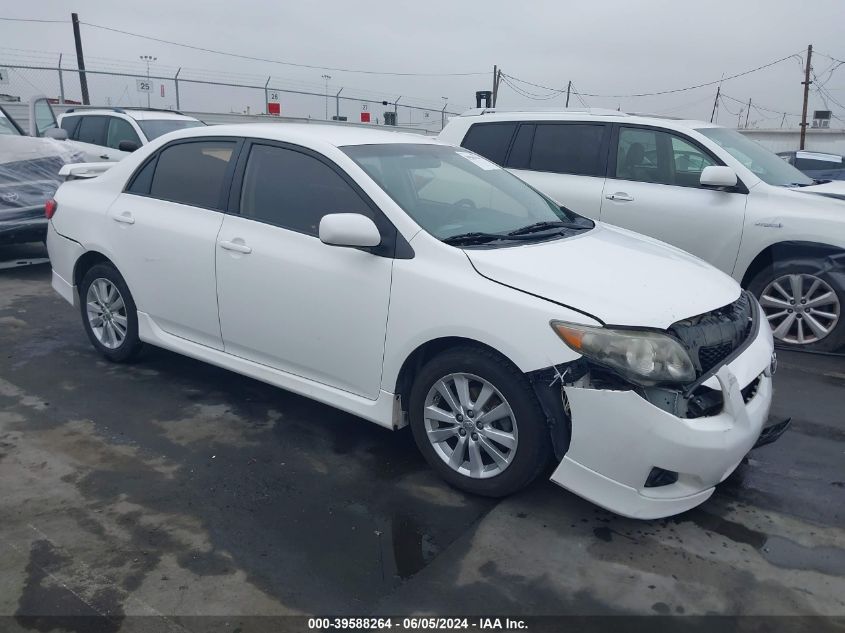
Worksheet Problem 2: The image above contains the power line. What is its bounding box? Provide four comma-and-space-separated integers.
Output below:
502, 51, 804, 99
77, 20, 488, 77
0, 17, 68, 24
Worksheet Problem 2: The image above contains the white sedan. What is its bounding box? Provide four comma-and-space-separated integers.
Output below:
46, 124, 777, 518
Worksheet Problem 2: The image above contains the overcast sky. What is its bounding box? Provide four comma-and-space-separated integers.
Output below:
2, 0, 844, 128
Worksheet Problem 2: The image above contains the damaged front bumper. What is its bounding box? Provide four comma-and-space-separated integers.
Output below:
548, 307, 776, 520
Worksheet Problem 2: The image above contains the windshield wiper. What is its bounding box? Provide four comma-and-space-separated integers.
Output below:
442, 232, 508, 245
506, 220, 588, 236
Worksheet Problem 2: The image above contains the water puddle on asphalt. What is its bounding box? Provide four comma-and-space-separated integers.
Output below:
675, 510, 845, 575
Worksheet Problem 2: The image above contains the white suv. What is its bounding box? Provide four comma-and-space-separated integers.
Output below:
57, 107, 204, 162
47, 124, 778, 519
440, 109, 845, 351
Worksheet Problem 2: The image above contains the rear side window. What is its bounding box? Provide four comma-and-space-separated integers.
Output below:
76, 116, 108, 146
148, 141, 236, 208
460, 123, 517, 165
794, 157, 842, 171
530, 123, 607, 176
60, 116, 81, 139
238, 144, 372, 235
506, 124, 534, 169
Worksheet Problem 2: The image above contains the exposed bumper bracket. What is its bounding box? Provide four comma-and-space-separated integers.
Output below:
753, 417, 791, 449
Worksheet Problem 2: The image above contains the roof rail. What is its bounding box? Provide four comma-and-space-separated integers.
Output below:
63, 106, 186, 116
460, 107, 629, 117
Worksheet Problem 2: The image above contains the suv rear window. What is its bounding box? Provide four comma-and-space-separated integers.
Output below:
530, 123, 607, 176
76, 116, 108, 146
460, 123, 517, 165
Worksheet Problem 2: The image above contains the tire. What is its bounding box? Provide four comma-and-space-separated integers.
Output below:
79, 263, 144, 362
748, 258, 845, 352
408, 346, 551, 497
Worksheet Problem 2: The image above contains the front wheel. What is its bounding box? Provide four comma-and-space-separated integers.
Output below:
749, 259, 844, 352
408, 347, 551, 497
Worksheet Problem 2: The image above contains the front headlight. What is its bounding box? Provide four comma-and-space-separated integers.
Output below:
551, 321, 696, 385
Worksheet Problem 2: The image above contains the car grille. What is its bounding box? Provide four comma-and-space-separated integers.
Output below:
669, 292, 755, 375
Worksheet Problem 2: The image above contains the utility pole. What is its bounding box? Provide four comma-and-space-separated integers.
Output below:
492, 65, 497, 107
710, 85, 720, 123
799, 44, 813, 150
321, 74, 331, 120
71, 13, 89, 105
140, 55, 156, 108
745, 98, 751, 128
565, 80, 571, 108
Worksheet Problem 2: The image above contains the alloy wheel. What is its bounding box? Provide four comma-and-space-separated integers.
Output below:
86, 278, 128, 350
760, 273, 840, 345
423, 372, 518, 479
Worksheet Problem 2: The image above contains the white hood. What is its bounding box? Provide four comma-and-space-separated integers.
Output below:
793, 179, 845, 201
465, 223, 741, 329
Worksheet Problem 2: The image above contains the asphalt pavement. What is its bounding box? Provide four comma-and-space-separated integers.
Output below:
0, 244, 843, 631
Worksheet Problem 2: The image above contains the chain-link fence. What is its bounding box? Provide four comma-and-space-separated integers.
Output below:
0, 63, 461, 132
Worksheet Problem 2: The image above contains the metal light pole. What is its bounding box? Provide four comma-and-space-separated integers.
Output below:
321, 74, 331, 120
140, 55, 156, 108
441, 97, 448, 131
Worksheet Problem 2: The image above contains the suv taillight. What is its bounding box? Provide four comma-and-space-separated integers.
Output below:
45, 198, 58, 219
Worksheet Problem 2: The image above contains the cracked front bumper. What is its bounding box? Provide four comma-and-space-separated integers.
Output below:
550, 317, 774, 520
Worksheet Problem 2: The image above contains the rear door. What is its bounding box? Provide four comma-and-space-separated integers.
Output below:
600, 125, 747, 273
107, 137, 241, 349
504, 122, 610, 219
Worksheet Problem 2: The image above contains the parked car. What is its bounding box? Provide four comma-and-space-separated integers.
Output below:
0, 104, 82, 245
55, 106, 205, 162
439, 109, 845, 351
46, 124, 780, 519
777, 150, 845, 181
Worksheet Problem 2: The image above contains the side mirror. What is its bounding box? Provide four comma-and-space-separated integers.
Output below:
700, 165, 737, 188
319, 213, 381, 248
44, 128, 68, 140
118, 140, 141, 152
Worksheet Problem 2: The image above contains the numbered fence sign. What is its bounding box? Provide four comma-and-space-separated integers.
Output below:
268, 91, 280, 103
136, 79, 152, 93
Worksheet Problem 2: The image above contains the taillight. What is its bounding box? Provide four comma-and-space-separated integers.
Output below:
45, 198, 58, 219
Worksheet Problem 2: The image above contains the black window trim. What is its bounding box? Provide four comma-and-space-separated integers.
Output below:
497, 120, 612, 178
123, 136, 245, 212
609, 122, 750, 194
0, 105, 25, 135
227, 138, 413, 259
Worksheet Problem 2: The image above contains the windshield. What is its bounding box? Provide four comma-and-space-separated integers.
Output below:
696, 127, 813, 187
343, 144, 592, 245
138, 119, 204, 140
0, 109, 22, 136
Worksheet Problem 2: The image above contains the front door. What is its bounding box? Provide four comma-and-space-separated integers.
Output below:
215, 142, 393, 399
600, 125, 747, 274
108, 138, 240, 349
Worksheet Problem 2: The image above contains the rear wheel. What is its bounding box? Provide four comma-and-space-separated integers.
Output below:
79, 263, 144, 362
749, 259, 845, 351
408, 346, 551, 497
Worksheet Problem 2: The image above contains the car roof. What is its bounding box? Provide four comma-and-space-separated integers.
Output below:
62, 108, 198, 122
454, 108, 717, 132
167, 122, 444, 148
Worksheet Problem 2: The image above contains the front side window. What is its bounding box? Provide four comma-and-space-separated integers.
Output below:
33, 99, 57, 136
76, 116, 109, 146
138, 119, 204, 141
148, 140, 235, 208
616, 127, 715, 187
107, 117, 141, 150
60, 116, 80, 139
239, 144, 372, 235
460, 123, 517, 165
343, 144, 592, 245
696, 127, 813, 187
529, 123, 607, 177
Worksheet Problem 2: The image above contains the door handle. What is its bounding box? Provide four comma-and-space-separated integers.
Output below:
605, 192, 634, 202
218, 240, 252, 254
113, 212, 135, 225
100, 154, 110, 160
